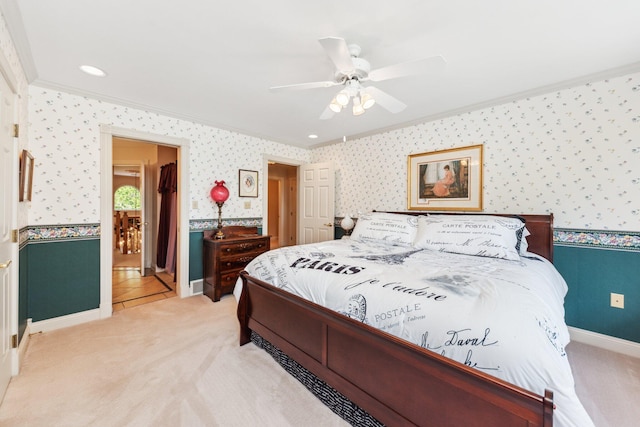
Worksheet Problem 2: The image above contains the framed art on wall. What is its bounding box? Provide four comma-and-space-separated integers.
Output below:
407, 144, 483, 211
19, 149, 34, 202
238, 169, 258, 197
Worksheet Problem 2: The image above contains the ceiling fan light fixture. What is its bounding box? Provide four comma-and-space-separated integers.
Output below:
361, 93, 375, 109
336, 90, 350, 106
353, 103, 365, 116
329, 97, 342, 113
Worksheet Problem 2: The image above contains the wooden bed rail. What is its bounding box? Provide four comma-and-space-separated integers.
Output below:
238, 271, 554, 426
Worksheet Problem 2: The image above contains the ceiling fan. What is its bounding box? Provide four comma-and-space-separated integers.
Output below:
270, 37, 446, 119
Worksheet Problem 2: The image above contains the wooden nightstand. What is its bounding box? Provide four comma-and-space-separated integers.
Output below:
203, 226, 270, 302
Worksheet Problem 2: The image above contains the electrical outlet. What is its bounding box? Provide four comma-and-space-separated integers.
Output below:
610, 293, 624, 309
191, 200, 198, 209
244, 201, 251, 209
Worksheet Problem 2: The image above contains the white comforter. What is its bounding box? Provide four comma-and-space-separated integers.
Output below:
239, 239, 593, 427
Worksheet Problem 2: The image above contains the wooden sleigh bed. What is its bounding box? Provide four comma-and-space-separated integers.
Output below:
237, 212, 555, 426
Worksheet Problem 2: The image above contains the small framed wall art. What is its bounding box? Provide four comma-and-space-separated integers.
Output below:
407, 144, 483, 211
238, 169, 258, 197
19, 149, 34, 202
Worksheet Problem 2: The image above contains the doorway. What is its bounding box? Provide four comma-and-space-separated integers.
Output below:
100, 125, 190, 320
111, 139, 178, 310
266, 161, 298, 248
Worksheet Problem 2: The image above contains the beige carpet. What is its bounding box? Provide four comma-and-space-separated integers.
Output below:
0, 295, 637, 426
0, 296, 348, 427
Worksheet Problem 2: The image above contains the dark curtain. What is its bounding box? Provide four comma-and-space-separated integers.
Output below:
157, 162, 177, 270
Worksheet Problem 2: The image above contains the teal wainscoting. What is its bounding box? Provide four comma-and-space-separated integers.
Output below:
189, 231, 205, 281
554, 228, 640, 344
28, 239, 100, 322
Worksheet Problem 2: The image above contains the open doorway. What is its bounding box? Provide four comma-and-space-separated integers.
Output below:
266, 161, 298, 249
111, 138, 178, 310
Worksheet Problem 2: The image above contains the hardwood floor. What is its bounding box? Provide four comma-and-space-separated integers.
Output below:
112, 250, 176, 311
112, 268, 176, 312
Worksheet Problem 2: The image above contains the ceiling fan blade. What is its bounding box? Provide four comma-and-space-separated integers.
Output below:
319, 37, 355, 72
319, 105, 336, 120
363, 86, 407, 113
368, 55, 446, 82
270, 80, 340, 92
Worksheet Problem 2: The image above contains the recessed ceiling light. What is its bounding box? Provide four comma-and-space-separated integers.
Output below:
308, 134, 318, 139
79, 65, 107, 77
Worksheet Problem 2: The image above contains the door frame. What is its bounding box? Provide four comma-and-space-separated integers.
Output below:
100, 125, 190, 319
262, 155, 302, 240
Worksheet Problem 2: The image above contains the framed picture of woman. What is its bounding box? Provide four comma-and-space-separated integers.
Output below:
407, 144, 483, 211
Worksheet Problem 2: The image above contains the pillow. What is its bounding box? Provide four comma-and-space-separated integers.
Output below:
518, 227, 531, 254
413, 215, 527, 260
350, 212, 418, 247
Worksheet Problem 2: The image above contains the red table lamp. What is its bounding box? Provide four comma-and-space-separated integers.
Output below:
210, 180, 229, 239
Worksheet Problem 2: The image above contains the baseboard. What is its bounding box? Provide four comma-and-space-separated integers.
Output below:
29, 308, 102, 334
15, 320, 32, 374
190, 279, 203, 295
569, 326, 640, 358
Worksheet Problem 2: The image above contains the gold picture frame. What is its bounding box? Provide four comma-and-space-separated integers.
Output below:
238, 169, 258, 197
407, 144, 483, 211
19, 150, 34, 202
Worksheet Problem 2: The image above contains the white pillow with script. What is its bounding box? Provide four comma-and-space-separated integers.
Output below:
350, 212, 418, 247
414, 215, 525, 260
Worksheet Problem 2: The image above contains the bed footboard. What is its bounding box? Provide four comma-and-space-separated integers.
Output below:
238, 271, 554, 427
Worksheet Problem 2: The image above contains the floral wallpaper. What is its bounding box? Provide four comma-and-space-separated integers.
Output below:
27, 88, 311, 225
312, 72, 640, 232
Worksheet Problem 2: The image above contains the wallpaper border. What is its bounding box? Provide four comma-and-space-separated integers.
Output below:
554, 228, 640, 252
19, 223, 640, 252
21, 218, 265, 243
27, 224, 101, 244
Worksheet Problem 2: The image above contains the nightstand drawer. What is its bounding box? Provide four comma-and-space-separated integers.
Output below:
220, 269, 243, 287
219, 240, 268, 256
220, 255, 257, 271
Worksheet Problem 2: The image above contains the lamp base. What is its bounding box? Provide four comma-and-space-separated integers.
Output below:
215, 201, 225, 239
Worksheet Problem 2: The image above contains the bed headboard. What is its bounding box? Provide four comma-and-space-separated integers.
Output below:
375, 211, 554, 262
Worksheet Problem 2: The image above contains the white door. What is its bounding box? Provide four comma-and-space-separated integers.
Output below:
0, 69, 15, 401
298, 162, 335, 244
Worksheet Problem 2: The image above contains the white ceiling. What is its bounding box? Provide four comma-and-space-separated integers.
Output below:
3, 0, 640, 148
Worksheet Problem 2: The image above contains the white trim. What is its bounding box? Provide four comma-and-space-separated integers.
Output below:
569, 326, 640, 359
100, 125, 191, 321
16, 321, 31, 373
261, 154, 303, 238
29, 309, 101, 334
0, 0, 36, 83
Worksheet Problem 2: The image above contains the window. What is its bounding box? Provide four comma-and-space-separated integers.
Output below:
114, 185, 141, 210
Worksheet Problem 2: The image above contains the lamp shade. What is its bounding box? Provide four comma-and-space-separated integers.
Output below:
210, 180, 229, 203
340, 214, 355, 231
